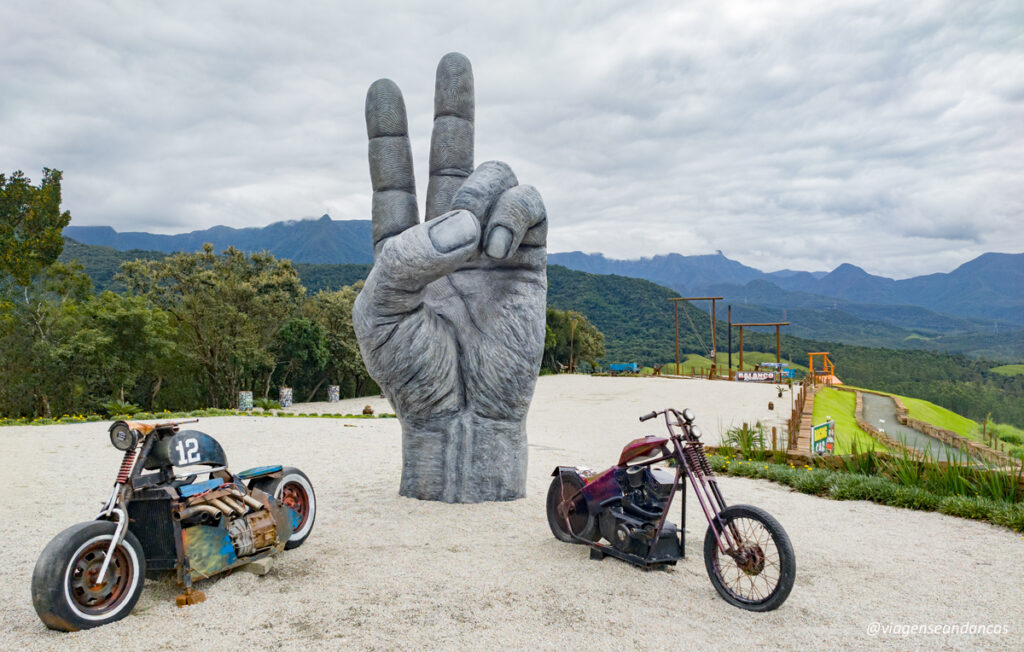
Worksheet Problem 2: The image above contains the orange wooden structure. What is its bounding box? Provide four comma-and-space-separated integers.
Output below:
808, 352, 841, 385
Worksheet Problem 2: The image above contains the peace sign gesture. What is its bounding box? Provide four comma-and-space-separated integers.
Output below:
352, 53, 548, 503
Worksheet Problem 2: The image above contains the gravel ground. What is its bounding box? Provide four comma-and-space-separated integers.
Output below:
1, 375, 1020, 650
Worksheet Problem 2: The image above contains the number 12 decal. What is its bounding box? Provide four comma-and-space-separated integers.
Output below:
175, 438, 200, 465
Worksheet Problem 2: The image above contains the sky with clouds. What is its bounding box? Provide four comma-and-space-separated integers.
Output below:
2, 1, 1021, 278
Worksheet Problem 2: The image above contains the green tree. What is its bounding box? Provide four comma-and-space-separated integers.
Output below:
304, 284, 377, 400
269, 316, 328, 399
0, 262, 104, 417
0, 169, 72, 287
83, 291, 175, 405
544, 308, 605, 372
118, 245, 305, 407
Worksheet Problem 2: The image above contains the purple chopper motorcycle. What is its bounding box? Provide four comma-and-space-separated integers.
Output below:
547, 407, 796, 611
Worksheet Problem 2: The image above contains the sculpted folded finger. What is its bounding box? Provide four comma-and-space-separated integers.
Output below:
449, 161, 518, 221
484, 185, 547, 260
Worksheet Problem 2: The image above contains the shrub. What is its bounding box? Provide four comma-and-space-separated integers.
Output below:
253, 398, 282, 411
888, 486, 941, 511
990, 503, 1024, 531
938, 496, 994, 522
723, 422, 768, 461
830, 474, 900, 503
995, 429, 1023, 445
103, 399, 141, 417
788, 468, 834, 496
841, 441, 881, 476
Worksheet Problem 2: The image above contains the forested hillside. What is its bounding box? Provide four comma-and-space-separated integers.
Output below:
58, 241, 1024, 426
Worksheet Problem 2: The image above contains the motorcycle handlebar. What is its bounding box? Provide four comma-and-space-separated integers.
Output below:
639, 411, 658, 422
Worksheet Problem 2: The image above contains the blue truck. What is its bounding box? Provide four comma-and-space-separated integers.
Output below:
608, 363, 640, 374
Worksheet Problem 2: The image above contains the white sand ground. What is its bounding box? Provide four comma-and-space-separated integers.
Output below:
1, 375, 1020, 651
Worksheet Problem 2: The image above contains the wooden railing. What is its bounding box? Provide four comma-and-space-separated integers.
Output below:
788, 376, 811, 449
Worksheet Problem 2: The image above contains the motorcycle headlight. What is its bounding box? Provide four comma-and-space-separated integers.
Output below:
681, 408, 695, 423
690, 425, 703, 440
109, 421, 138, 451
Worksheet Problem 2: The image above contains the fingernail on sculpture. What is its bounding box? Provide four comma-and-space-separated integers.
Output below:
353, 53, 548, 503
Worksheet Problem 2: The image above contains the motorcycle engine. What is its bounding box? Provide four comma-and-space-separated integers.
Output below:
179, 485, 278, 557
226, 510, 278, 556
599, 466, 677, 554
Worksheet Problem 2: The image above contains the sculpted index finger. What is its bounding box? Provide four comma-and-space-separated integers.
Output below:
366, 79, 419, 252
426, 53, 475, 221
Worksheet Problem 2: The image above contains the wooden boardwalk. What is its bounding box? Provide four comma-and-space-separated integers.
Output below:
795, 383, 817, 453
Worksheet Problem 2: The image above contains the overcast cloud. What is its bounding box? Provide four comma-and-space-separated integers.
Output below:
2, 0, 1021, 278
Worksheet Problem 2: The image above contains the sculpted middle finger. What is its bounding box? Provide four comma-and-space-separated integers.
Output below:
449, 161, 518, 224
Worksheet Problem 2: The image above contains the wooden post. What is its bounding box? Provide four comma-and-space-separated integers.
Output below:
727, 305, 732, 378
772, 426, 777, 450
674, 301, 679, 374
568, 317, 576, 374
738, 326, 744, 371
776, 325, 781, 364
710, 298, 717, 375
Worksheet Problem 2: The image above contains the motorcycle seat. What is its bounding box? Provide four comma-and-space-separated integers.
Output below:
177, 478, 224, 498
237, 465, 282, 480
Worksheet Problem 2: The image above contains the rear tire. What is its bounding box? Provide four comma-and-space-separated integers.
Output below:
32, 521, 146, 631
251, 467, 316, 550
546, 474, 598, 543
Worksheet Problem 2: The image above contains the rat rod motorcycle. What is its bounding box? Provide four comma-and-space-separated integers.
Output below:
31, 419, 316, 631
547, 408, 795, 611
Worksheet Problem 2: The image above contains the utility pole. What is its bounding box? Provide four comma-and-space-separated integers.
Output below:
674, 301, 679, 374
727, 305, 732, 376
568, 316, 576, 374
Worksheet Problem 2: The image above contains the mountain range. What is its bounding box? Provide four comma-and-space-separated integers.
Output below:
63, 215, 1023, 358
64, 215, 373, 265
546, 251, 1024, 326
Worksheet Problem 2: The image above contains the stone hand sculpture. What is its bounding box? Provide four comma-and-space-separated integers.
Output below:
353, 53, 547, 503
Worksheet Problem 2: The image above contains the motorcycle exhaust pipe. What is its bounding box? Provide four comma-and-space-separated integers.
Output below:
207, 498, 235, 515
241, 494, 263, 511
175, 505, 222, 521
221, 496, 247, 515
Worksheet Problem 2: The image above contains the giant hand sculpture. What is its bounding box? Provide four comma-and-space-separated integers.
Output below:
352, 53, 547, 503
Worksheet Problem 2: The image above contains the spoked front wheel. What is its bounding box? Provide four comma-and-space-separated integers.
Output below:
703, 504, 795, 611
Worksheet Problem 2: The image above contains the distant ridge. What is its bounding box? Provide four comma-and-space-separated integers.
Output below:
547, 250, 764, 289
64, 214, 374, 264
549, 251, 1024, 325
63, 217, 1023, 325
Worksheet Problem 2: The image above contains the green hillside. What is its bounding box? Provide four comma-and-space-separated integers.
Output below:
992, 364, 1024, 377
59, 240, 1024, 427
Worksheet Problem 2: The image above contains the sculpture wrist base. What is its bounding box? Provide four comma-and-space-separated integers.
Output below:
398, 412, 527, 503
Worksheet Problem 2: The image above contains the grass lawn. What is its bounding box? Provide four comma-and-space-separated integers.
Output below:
991, 364, 1024, 377
661, 352, 808, 375
897, 395, 978, 439
886, 392, 1022, 457
812, 386, 886, 454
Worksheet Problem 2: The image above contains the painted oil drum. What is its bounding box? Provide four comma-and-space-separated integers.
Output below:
327, 385, 340, 403
279, 387, 293, 408
238, 391, 253, 411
